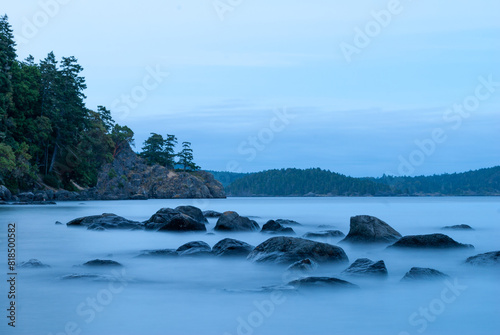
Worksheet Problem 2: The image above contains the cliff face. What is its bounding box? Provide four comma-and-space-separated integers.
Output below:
94, 145, 225, 200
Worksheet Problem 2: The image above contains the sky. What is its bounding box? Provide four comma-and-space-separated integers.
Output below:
3, 0, 500, 177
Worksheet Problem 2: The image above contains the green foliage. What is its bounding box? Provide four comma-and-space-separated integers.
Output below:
140, 133, 179, 168
0, 15, 135, 190
177, 141, 200, 172
108, 168, 117, 179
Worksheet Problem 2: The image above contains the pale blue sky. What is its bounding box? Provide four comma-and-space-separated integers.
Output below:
3, 0, 500, 176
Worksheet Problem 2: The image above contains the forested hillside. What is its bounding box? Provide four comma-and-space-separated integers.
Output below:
225, 166, 500, 197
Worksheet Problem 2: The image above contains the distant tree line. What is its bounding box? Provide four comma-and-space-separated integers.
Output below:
224, 166, 500, 197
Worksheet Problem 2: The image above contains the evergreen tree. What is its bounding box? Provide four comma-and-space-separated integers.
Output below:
177, 141, 199, 171
140, 133, 166, 165
164, 134, 177, 169
0, 14, 16, 141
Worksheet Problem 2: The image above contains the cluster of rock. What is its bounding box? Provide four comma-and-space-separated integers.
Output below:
56, 207, 500, 290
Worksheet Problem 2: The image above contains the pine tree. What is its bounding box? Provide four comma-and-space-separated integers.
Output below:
164, 134, 177, 169
140, 133, 166, 165
0, 15, 16, 141
177, 141, 200, 171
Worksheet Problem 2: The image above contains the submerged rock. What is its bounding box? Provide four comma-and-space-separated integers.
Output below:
82, 259, 123, 267
342, 258, 387, 277
288, 277, 358, 289
442, 224, 474, 230
203, 210, 223, 218
67, 213, 143, 230
275, 219, 301, 226
212, 238, 254, 257
465, 251, 500, 266
287, 258, 317, 273
341, 215, 402, 244
144, 208, 206, 232
261, 220, 295, 234
247, 236, 348, 265
61, 274, 119, 281
176, 241, 212, 256
19, 259, 50, 268
136, 249, 178, 258
304, 230, 345, 239
214, 211, 259, 232
401, 267, 449, 281
388, 233, 474, 249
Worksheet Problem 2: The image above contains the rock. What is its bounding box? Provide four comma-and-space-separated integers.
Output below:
17, 192, 34, 202
465, 251, 500, 266
388, 233, 474, 249
215, 211, 260, 232
33, 191, 48, 201
55, 190, 79, 201
341, 215, 402, 244
94, 144, 225, 200
144, 208, 206, 232
0, 201, 6, 205
342, 258, 388, 277
176, 241, 212, 256
247, 236, 348, 265
203, 210, 223, 218
136, 249, 178, 257
275, 219, 301, 226
261, 220, 295, 234
287, 258, 317, 272
0, 185, 12, 201
175, 206, 208, 223
55, 221, 63, 225
442, 224, 474, 230
61, 274, 118, 281
401, 267, 449, 281
67, 213, 143, 230
129, 194, 147, 200
19, 259, 50, 268
212, 238, 254, 257
288, 277, 358, 289
303, 230, 345, 239
82, 259, 123, 267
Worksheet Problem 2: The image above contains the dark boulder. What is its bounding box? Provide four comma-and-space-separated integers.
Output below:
144, 208, 206, 232
136, 249, 178, 258
18, 192, 34, 202
261, 220, 295, 234
465, 251, 500, 266
212, 238, 254, 257
176, 241, 212, 256
341, 215, 402, 244
401, 267, 449, 281
304, 230, 345, 239
0, 185, 12, 201
176, 205, 208, 223
67, 213, 143, 230
55, 221, 63, 225
288, 277, 358, 289
34, 192, 48, 201
275, 219, 301, 226
388, 233, 474, 249
287, 258, 317, 272
19, 259, 50, 268
55, 190, 79, 201
247, 236, 348, 265
203, 210, 223, 218
342, 258, 387, 277
82, 259, 123, 267
442, 224, 474, 230
214, 211, 259, 232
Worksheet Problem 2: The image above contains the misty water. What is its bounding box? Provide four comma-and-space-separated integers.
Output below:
1, 197, 499, 335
